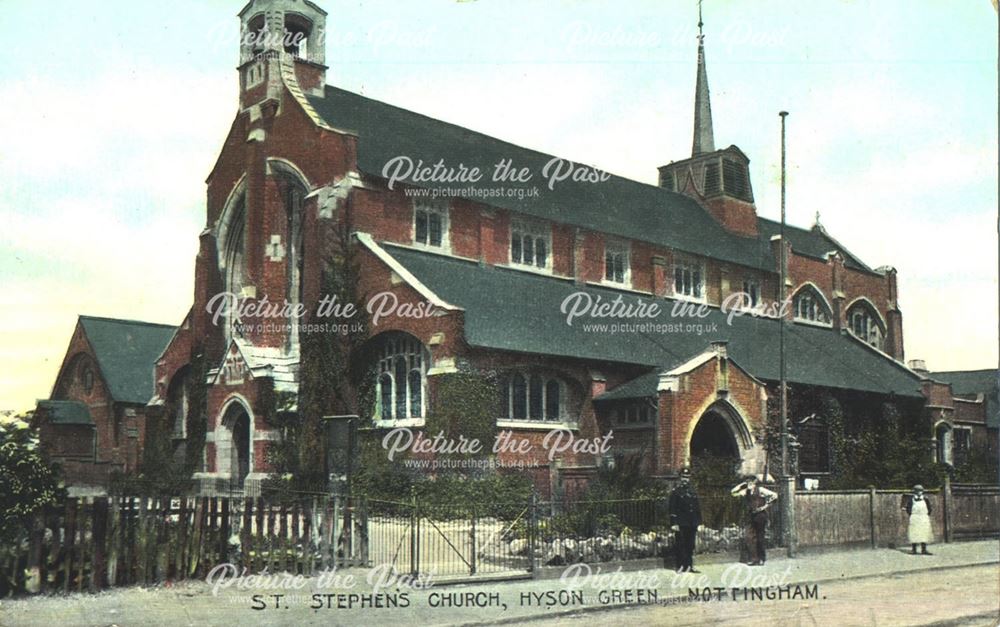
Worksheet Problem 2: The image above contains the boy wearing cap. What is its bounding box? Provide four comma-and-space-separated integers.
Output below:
731, 475, 778, 565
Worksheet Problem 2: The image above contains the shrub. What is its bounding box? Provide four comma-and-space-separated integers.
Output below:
0, 413, 63, 544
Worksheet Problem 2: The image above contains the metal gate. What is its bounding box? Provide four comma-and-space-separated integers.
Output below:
365, 497, 534, 580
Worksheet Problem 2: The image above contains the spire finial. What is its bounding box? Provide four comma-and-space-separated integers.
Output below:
691, 0, 715, 156
698, 0, 704, 43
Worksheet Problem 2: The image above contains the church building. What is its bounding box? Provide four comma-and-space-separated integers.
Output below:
35, 0, 997, 496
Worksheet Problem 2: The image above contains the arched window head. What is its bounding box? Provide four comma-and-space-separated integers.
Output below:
221, 192, 247, 344
374, 334, 429, 425
847, 301, 885, 350
793, 285, 832, 325
502, 371, 565, 423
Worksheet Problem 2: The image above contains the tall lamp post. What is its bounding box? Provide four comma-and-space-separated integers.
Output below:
779, 110, 797, 557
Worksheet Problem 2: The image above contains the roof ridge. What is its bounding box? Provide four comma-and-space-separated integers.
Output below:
319, 85, 688, 199
79, 314, 176, 329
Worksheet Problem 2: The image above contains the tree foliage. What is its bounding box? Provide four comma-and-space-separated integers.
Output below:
0, 413, 64, 544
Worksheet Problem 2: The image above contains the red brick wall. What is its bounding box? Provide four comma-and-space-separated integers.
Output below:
953, 399, 985, 425
703, 196, 759, 237
921, 380, 954, 409
45, 322, 147, 484
655, 355, 765, 475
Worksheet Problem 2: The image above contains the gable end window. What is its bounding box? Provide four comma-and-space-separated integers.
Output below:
793, 286, 832, 325
847, 302, 886, 350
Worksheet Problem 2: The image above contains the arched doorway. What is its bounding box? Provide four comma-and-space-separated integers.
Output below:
232, 411, 250, 485
690, 411, 740, 459
935, 423, 952, 465
218, 399, 253, 488
687, 401, 755, 476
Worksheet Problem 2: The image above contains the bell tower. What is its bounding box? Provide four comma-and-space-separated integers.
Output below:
237, 0, 327, 110
657, 3, 759, 237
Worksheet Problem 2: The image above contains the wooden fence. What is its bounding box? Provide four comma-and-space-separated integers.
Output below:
795, 481, 1000, 549
0, 495, 366, 596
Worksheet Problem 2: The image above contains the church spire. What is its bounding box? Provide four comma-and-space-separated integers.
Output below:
692, 0, 715, 156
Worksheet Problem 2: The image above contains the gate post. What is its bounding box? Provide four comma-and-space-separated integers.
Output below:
943, 475, 952, 543
869, 486, 877, 549
360, 497, 370, 567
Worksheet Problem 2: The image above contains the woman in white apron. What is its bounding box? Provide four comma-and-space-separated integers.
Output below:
901, 484, 933, 555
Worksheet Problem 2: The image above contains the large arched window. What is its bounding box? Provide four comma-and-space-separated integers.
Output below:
167, 368, 190, 440
847, 300, 886, 350
375, 334, 428, 424
281, 175, 306, 352
220, 191, 247, 344
502, 372, 564, 423
792, 284, 832, 325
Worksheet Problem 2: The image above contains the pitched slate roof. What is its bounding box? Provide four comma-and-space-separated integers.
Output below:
78, 316, 176, 404
596, 371, 663, 402
380, 244, 923, 399
756, 219, 871, 273
36, 400, 93, 426
932, 369, 1000, 427
308, 86, 874, 275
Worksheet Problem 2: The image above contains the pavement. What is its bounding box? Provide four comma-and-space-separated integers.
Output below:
1, 540, 997, 626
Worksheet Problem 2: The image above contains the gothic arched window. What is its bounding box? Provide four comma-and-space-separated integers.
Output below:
847, 301, 886, 350
221, 192, 247, 344
374, 334, 428, 424
793, 285, 832, 325
167, 369, 191, 440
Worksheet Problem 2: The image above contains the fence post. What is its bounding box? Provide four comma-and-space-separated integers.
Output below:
410, 489, 419, 577
943, 475, 952, 543
470, 505, 477, 576
868, 486, 877, 549
528, 493, 537, 577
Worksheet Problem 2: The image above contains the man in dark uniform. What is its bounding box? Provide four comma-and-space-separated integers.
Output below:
669, 467, 702, 573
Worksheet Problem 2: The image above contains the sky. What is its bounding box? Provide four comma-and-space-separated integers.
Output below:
0, 0, 996, 412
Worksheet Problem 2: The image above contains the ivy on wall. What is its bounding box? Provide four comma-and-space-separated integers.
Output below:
423, 370, 499, 456
265, 220, 369, 500
119, 347, 209, 495
763, 384, 949, 489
